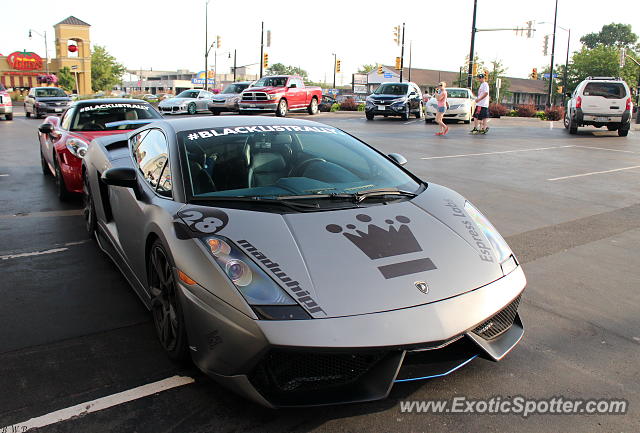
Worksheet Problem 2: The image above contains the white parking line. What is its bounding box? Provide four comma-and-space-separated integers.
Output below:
572, 145, 640, 155
0, 209, 83, 219
0, 240, 90, 260
421, 145, 574, 160
2, 375, 195, 432
0, 174, 9, 177
548, 165, 640, 181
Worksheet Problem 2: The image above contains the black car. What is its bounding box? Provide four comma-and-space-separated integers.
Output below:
365, 82, 423, 121
24, 87, 72, 118
319, 94, 337, 112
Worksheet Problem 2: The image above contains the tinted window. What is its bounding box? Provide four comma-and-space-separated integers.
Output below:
583, 82, 626, 99
222, 83, 249, 94
60, 108, 74, 130
374, 83, 408, 95
70, 102, 161, 131
131, 129, 172, 197
253, 77, 288, 87
447, 89, 471, 98
177, 90, 200, 98
35, 88, 67, 97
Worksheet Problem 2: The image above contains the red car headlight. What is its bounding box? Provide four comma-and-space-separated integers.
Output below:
66, 137, 90, 159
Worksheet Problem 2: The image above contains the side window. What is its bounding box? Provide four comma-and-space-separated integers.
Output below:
296, 78, 305, 88
61, 108, 74, 130
131, 129, 172, 197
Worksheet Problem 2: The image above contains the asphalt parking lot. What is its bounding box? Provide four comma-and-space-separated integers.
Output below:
1, 107, 639, 432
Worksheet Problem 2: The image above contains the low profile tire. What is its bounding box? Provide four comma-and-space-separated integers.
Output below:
5, 113, 13, 120
53, 155, 71, 201
365, 112, 374, 120
83, 175, 97, 237
40, 148, 51, 176
607, 125, 618, 131
187, 103, 197, 115
148, 240, 189, 361
618, 126, 629, 137
307, 97, 319, 115
276, 99, 288, 117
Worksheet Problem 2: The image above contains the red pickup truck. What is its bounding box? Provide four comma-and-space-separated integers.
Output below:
239, 75, 322, 117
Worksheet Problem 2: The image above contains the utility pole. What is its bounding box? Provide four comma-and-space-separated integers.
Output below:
259, 21, 264, 78
204, 0, 209, 90
547, 0, 559, 108
28, 29, 49, 74
233, 49, 237, 82
467, 0, 478, 89
562, 28, 570, 106
408, 41, 412, 82
399, 23, 405, 82
332, 53, 337, 89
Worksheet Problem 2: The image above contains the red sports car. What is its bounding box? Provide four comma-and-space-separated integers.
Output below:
38, 99, 162, 200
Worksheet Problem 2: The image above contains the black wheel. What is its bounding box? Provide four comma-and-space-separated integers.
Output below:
26, 109, 31, 118
83, 174, 97, 236
365, 112, 374, 120
36, 110, 44, 119
211, 109, 221, 116
5, 113, 13, 120
618, 126, 629, 137
607, 125, 618, 131
401, 106, 409, 121
148, 241, 189, 360
414, 103, 423, 119
276, 99, 288, 117
54, 155, 71, 201
565, 111, 577, 134
40, 147, 51, 176
187, 103, 197, 115
307, 97, 319, 115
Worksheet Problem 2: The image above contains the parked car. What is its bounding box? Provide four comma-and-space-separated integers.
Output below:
319, 94, 337, 112
81, 115, 526, 407
425, 87, 475, 124
365, 82, 423, 120
142, 94, 159, 101
565, 76, 633, 136
37, 99, 162, 200
239, 75, 322, 117
158, 89, 215, 115
209, 81, 252, 115
0, 90, 13, 120
24, 87, 72, 118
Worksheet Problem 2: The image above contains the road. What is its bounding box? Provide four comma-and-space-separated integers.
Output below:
1, 108, 639, 432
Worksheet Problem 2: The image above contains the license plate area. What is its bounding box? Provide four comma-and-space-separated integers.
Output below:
377, 105, 386, 111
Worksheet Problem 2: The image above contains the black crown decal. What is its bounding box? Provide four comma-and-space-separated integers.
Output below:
326, 214, 422, 260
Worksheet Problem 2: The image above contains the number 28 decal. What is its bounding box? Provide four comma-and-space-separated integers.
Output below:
178, 209, 229, 235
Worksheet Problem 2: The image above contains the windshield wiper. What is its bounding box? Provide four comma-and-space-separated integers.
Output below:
354, 187, 418, 203
189, 195, 322, 211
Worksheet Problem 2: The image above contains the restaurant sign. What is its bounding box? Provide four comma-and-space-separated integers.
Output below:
7, 51, 44, 71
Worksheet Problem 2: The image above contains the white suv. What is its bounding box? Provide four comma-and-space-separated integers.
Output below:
565, 77, 633, 137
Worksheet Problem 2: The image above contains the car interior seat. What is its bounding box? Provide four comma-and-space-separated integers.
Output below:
246, 134, 293, 187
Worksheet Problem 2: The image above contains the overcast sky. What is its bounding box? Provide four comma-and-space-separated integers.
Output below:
3, 0, 638, 84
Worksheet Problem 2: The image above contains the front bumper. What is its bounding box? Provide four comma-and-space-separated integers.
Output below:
365, 102, 407, 116
158, 106, 188, 114
178, 265, 526, 407
37, 105, 69, 115
425, 107, 470, 119
239, 102, 278, 111
0, 105, 12, 114
210, 100, 240, 112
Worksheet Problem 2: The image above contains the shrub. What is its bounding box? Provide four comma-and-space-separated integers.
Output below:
507, 109, 518, 117
535, 111, 547, 120
489, 103, 508, 118
544, 106, 565, 121
330, 103, 340, 112
515, 104, 537, 117
357, 103, 366, 111
339, 98, 358, 111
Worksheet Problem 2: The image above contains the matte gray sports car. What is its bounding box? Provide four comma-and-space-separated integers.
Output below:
81, 116, 526, 407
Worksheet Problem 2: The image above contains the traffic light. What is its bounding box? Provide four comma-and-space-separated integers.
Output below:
377, 64, 383, 74
395, 56, 402, 70
393, 25, 401, 46
472, 63, 478, 76
557, 85, 563, 94
483, 69, 489, 80
263, 53, 269, 69
543, 35, 549, 56
335, 59, 341, 73
216, 35, 221, 48
266, 30, 271, 48
532, 68, 538, 80
526, 20, 534, 38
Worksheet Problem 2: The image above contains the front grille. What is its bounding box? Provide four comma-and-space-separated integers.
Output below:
249, 349, 386, 395
473, 295, 521, 340
242, 92, 269, 101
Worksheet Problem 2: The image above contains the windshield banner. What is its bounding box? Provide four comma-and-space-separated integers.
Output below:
185, 125, 340, 141
79, 103, 150, 113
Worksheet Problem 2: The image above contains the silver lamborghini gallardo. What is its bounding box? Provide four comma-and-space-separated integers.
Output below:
81, 116, 526, 407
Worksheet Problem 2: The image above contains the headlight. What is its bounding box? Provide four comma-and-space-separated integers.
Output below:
66, 137, 89, 158
269, 94, 279, 100
390, 98, 406, 105
464, 201, 513, 265
36, 102, 46, 107
202, 236, 300, 306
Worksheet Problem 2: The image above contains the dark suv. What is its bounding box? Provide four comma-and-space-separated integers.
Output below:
24, 87, 72, 118
365, 82, 423, 121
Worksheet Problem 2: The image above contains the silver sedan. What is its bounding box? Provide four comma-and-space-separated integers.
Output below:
209, 81, 253, 115
158, 89, 214, 115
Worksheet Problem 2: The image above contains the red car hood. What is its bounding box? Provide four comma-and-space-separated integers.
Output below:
247, 86, 286, 94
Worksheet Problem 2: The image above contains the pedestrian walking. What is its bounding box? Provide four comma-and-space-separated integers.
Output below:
434, 82, 448, 136
470, 73, 490, 134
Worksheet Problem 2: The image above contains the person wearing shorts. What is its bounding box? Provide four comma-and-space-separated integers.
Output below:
471, 74, 490, 134
434, 82, 448, 136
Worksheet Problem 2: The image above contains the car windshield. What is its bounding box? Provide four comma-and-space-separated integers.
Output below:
583, 82, 626, 99
374, 83, 408, 95
70, 102, 162, 131
222, 83, 249, 94
446, 89, 470, 98
35, 88, 67, 97
177, 90, 200, 98
179, 124, 420, 202
253, 77, 288, 87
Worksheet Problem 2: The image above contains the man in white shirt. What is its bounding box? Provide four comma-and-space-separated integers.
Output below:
471, 73, 490, 134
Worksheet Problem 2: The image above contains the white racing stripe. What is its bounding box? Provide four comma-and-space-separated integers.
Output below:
421, 145, 574, 160
548, 165, 640, 181
3, 375, 195, 432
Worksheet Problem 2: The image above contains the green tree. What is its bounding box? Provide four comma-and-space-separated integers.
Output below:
357, 64, 376, 74
454, 55, 484, 88
580, 23, 638, 49
91, 45, 125, 92
56, 67, 75, 92
569, 45, 639, 91
266, 63, 308, 80
487, 60, 510, 103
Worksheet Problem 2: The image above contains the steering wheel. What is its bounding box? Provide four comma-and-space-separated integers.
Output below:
187, 142, 208, 166
290, 158, 326, 177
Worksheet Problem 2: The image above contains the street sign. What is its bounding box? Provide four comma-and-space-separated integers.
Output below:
383, 73, 393, 78
542, 73, 558, 79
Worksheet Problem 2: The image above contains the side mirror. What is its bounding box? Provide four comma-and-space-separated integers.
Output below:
409, 91, 417, 96
288, 83, 297, 88
388, 153, 407, 166
102, 167, 138, 189
38, 123, 54, 134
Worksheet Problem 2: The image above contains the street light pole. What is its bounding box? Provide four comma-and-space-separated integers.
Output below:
408, 41, 412, 82
563, 28, 571, 106
467, 0, 478, 89
204, 0, 209, 90
259, 21, 264, 78
332, 53, 336, 89
233, 49, 237, 82
399, 23, 405, 82
547, 0, 559, 108
28, 29, 49, 74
